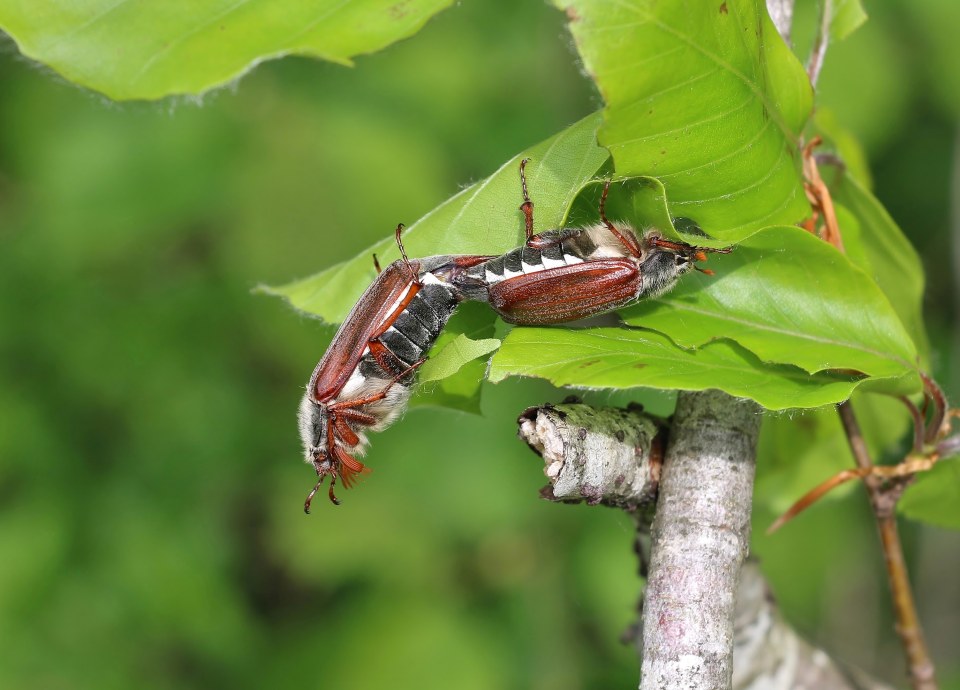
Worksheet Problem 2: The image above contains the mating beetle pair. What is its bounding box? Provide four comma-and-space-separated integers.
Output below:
298, 161, 730, 509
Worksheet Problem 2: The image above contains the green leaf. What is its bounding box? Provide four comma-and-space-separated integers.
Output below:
556, 0, 813, 239
570, 176, 733, 248
261, 113, 609, 324
419, 335, 500, 383
898, 460, 960, 530
621, 226, 921, 395
830, 0, 868, 41
0, 0, 453, 100
488, 327, 864, 411
829, 171, 929, 363
409, 302, 497, 413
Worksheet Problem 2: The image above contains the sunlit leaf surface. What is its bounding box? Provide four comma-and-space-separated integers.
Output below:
0, 0, 453, 100
899, 461, 960, 530
831, 0, 868, 41
623, 226, 921, 394
419, 334, 500, 383
556, 0, 813, 238
488, 326, 864, 410
830, 170, 928, 362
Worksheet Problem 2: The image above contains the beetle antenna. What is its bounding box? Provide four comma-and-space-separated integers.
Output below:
649, 236, 733, 256
394, 223, 420, 285
599, 179, 642, 257
519, 158, 535, 241
372, 253, 382, 274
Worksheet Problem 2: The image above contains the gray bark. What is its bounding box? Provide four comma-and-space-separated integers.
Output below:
640, 391, 761, 689
517, 402, 662, 508
734, 562, 894, 690
518, 399, 892, 690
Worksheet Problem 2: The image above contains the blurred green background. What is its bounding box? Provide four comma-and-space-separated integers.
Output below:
1, 1, 958, 688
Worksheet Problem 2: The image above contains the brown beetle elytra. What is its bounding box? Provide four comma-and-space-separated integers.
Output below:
453, 160, 731, 325
299, 225, 490, 510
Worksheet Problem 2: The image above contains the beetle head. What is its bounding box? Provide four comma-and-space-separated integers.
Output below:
638, 231, 732, 298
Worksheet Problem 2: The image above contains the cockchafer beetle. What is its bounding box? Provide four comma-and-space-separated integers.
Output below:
298, 224, 491, 510
453, 160, 731, 325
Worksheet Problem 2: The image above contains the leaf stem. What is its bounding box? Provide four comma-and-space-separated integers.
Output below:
766, 0, 795, 45
807, 0, 832, 88
837, 402, 938, 690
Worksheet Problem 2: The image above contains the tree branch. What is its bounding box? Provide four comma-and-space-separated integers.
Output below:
807, 0, 832, 88
518, 399, 892, 689
733, 561, 894, 690
640, 390, 760, 689
517, 402, 662, 508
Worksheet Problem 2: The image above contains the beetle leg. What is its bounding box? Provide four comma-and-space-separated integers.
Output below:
330, 359, 426, 411
525, 228, 583, 250
339, 408, 378, 426
365, 280, 423, 376
372, 253, 382, 274
332, 445, 370, 489
304, 449, 340, 512
368, 339, 410, 377
332, 414, 361, 447
598, 180, 642, 258
519, 158, 535, 240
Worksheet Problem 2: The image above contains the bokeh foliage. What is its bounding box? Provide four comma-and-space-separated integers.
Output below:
0, 1, 959, 689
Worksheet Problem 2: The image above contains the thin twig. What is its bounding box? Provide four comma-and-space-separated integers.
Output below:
899, 396, 926, 454
838, 402, 938, 690
766, 0, 795, 45
807, 0, 832, 88
802, 137, 846, 250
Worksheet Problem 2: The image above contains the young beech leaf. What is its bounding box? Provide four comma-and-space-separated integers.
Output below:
829, 170, 929, 362
419, 335, 500, 383
568, 176, 741, 248
621, 226, 922, 396
488, 326, 864, 411
0, 0, 454, 100
831, 0, 869, 42
898, 461, 960, 531
406, 302, 498, 413
555, 0, 813, 239
407, 326, 498, 419
262, 113, 609, 325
